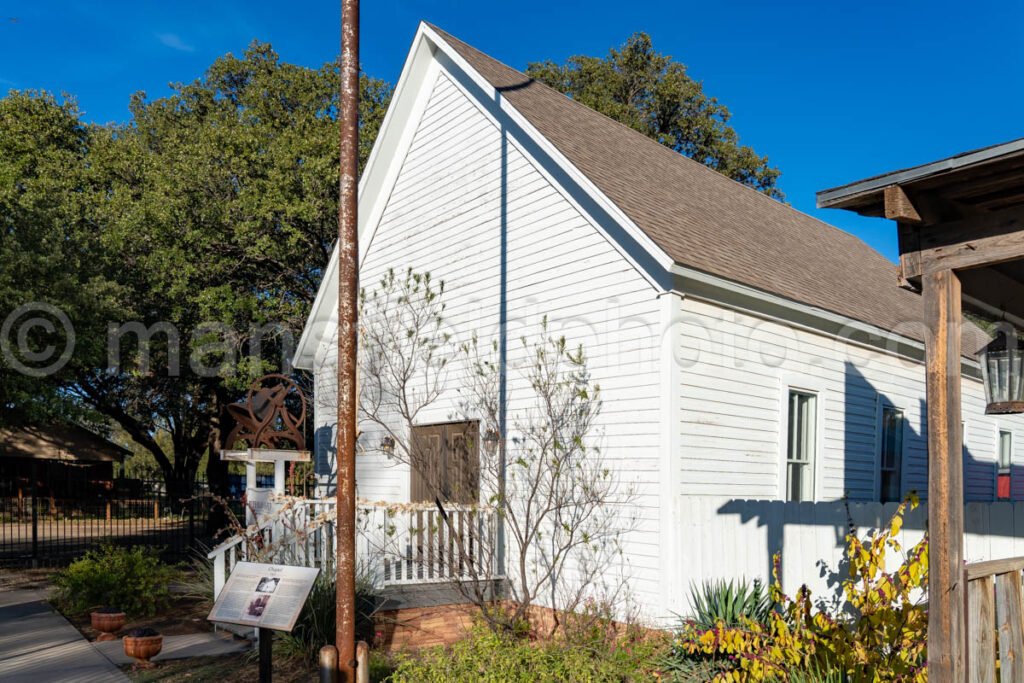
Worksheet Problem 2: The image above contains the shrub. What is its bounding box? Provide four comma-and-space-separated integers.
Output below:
386, 625, 666, 682
669, 495, 927, 683
276, 569, 381, 664
686, 578, 774, 628
53, 544, 177, 618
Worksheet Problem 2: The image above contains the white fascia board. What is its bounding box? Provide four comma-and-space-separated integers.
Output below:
293, 26, 441, 369
671, 263, 923, 358
670, 262, 984, 375
420, 23, 675, 285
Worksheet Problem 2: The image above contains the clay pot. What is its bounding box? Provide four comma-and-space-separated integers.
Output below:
123, 632, 163, 669
90, 610, 126, 642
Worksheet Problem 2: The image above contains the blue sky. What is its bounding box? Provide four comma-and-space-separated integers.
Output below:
2, 1, 1021, 262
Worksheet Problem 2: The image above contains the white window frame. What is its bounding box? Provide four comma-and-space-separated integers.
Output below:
998, 426, 1013, 501
875, 400, 907, 503
999, 428, 1013, 474
779, 377, 824, 502
962, 420, 969, 499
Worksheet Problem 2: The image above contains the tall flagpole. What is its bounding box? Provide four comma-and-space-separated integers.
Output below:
336, 0, 359, 680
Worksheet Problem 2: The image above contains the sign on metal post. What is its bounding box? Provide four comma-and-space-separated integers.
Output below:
207, 561, 320, 682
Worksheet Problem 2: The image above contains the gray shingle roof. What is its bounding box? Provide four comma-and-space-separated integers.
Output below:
430, 25, 976, 350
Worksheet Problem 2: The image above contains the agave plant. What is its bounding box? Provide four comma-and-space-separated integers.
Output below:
686, 577, 774, 628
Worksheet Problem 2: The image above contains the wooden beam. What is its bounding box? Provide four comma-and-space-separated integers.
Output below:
924, 269, 965, 681
958, 267, 1024, 325
965, 556, 1024, 581
896, 222, 923, 291
900, 204, 1024, 278
885, 185, 923, 224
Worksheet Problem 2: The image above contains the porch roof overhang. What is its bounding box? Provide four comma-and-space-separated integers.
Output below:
819, 137, 1024, 677
818, 138, 1024, 323
0, 422, 130, 463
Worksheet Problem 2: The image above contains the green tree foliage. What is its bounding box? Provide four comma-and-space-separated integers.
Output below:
526, 33, 783, 199
0, 93, 122, 427
0, 44, 391, 502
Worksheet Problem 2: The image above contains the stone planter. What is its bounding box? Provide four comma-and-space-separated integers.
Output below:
89, 609, 126, 642
123, 629, 163, 669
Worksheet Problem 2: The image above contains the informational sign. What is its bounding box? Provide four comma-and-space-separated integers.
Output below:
207, 562, 319, 632
247, 488, 280, 521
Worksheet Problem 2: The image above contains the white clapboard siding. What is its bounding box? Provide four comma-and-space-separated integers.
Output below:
676, 296, 1024, 503
674, 497, 1024, 620
313, 70, 664, 616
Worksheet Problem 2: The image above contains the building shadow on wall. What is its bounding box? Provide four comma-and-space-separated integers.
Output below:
716, 360, 1005, 604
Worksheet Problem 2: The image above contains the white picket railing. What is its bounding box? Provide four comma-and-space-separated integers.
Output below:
207, 498, 499, 600
358, 504, 499, 585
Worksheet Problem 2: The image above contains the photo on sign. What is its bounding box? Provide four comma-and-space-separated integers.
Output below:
256, 577, 280, 594
247, 594, 270, 617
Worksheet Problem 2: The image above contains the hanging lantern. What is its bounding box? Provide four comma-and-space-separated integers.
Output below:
482, 427, 501, 454
981, 323, 1024, 414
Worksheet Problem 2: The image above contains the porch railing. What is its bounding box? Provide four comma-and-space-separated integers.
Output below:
207, 498, 499, 599
965, 555, 1024, 681
358, 503, 498, 585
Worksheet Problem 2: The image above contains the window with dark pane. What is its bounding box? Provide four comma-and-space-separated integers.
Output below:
879, 407, 904, 503
999, 430, 1013, 500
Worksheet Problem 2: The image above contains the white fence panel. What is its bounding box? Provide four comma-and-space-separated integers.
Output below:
676, 497, 1024, 616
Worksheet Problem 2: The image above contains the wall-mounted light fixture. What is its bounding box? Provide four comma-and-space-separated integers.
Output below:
482, 427, 500, 454
380, 435, 396, 458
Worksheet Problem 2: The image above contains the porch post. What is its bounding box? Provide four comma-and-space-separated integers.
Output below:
923, 269, 965, 679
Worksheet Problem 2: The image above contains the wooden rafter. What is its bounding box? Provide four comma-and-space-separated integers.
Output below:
899, 203, 1024, 280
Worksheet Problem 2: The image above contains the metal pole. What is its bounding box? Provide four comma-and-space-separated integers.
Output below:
258, 627, 273, 683
30, 461, 38, 566
336, 0, 360, 680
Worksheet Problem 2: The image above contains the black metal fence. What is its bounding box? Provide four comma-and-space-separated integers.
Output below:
0, 477, 215, 567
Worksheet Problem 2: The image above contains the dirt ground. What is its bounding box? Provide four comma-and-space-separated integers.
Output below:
68, 593, 214, 638
122, 655, 316, 682
0, 565, 59, 591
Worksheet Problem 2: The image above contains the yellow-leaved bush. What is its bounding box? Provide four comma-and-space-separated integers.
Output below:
673, 495, 928, 682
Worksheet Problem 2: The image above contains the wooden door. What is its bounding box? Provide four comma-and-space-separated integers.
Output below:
445, 423, 479, 505
409, 421, 479, 504
410, 425, 443, 504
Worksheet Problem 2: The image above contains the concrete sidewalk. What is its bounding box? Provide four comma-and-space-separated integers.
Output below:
0, 588, 130, 682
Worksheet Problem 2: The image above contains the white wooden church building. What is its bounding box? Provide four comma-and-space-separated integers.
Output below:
293, 23, 1024, 622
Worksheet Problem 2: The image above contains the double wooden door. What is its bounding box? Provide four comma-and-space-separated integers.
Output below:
409, 421, 480, 505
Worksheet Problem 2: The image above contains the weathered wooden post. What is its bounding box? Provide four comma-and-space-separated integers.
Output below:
923, 269, 965, 679
816, 143, 1024, 678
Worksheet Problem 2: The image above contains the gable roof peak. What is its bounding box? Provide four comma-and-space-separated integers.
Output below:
424, 23, 946, 343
